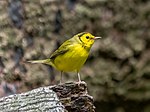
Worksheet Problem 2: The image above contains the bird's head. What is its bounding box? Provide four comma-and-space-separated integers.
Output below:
73, 32, 101, 48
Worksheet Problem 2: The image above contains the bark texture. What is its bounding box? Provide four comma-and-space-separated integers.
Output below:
0, 81, 95, 112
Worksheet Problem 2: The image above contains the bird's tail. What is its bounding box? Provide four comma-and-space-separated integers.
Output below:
27, 59, 51, 65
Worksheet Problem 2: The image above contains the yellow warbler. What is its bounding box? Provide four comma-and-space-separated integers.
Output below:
28, 32, 101, 83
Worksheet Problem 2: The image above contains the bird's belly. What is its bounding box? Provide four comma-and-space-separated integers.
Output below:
54, 47, 89, 72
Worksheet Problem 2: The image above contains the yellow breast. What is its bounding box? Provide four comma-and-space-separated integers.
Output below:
53, 44, 89, 72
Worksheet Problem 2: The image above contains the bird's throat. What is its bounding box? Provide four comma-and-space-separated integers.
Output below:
81, 43, 91, 52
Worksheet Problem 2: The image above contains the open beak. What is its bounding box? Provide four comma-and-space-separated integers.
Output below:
94, 37, 102, 40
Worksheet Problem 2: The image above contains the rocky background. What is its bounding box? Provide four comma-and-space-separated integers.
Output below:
0, 0, 150, 112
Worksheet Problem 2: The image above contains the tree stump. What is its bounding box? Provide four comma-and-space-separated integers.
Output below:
0, 81, 95, 112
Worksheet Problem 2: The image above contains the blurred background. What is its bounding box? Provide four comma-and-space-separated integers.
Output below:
0, 0, 150, 112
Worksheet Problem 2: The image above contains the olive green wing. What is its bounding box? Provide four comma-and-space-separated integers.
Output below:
50, 40, 72, 60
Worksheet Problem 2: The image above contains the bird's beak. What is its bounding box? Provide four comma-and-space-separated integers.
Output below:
94, 37, 102, 40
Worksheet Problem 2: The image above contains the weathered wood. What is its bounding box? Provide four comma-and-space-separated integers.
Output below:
0, 81, 95, 112
0, 86, 64, 112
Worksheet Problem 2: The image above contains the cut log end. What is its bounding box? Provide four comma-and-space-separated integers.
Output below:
0, 81, 95, 112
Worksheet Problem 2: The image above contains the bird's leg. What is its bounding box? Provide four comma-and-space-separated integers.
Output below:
77, 72, 81, 83
60, 71, 63, 84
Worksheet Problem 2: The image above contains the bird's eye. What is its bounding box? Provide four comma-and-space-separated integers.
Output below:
86, 36, 89, 39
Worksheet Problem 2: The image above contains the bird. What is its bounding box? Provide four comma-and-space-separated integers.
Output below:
28, 32, 101, 83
